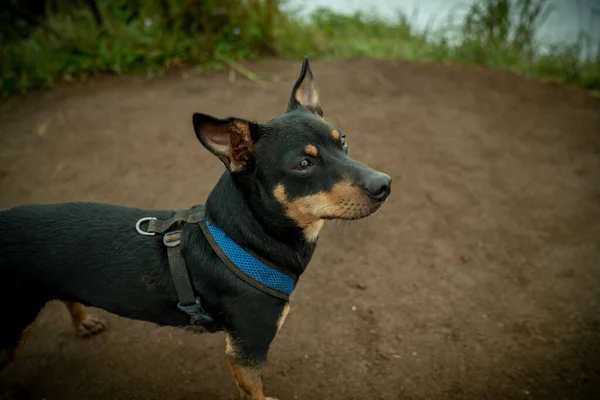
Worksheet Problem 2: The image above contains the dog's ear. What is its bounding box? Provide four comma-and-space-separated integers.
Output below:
286, 56, 322, 117
193, 113, 257, 172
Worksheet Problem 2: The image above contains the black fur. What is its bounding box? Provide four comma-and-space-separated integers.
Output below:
0, 57, 391, 398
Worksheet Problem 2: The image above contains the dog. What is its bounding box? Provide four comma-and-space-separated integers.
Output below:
0, 57, 391, 400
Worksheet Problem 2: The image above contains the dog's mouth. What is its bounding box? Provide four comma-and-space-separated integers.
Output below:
273, 180, 388, 227
319, 196, 385, 221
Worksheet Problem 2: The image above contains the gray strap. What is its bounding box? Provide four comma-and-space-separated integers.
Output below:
164, 231, 197, 306
135, 206, 216, 327
148, 209, 205, 234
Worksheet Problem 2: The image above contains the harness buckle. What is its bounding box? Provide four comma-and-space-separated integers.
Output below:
163, 230, 182, 247
135, 217, 157, 236
178, 297, 214, 325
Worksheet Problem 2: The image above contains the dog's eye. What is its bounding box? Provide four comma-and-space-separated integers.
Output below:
295, 158, 313, 171
341, 134, 348, 154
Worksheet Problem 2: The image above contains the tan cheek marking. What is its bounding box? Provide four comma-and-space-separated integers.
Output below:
304, 144, 318, 157
273, 184, 323, 241
283, 196, 321, 227
331, 129, 340, 140
288, 180, 361, 220
277, 304, 291, 332
273, 181, 369, 240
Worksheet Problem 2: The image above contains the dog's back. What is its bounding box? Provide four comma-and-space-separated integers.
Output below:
0, 202, 176, 316
1, 203, 161, 279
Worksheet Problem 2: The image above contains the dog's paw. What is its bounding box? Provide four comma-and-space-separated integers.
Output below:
265, 397, 280, 400
75, 314, 107, 337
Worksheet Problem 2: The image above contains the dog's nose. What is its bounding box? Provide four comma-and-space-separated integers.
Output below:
364, 172, 391, 201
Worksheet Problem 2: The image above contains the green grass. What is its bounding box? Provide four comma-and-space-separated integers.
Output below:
1, 0, 599, 96
1, 0, 278, 94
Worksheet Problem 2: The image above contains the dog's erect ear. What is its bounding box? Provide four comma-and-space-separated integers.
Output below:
286, 56, 322, 117
193, 113, 257, 172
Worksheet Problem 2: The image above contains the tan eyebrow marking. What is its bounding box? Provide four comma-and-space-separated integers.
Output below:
331, 129, 340, 140
304, 144, 318, 157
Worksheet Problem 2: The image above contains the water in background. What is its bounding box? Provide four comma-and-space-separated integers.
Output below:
285, 0, 600, 59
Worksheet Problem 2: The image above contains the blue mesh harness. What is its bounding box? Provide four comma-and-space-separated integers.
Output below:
201, 221, 296, 298
136, 205, 295, 328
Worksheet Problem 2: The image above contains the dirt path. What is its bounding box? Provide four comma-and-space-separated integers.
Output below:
1, 59, 599, 400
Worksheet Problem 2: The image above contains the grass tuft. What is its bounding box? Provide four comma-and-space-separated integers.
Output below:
1, 0, 598, 96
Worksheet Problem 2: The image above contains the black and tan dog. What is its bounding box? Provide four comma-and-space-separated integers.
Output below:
0, 57, 391, 400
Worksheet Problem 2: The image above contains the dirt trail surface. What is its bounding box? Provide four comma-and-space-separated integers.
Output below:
1, 59, 600, 400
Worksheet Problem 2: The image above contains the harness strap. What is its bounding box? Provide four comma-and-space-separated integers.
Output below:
163, 230, 196, 306
147, 209, 205, 234
151, 207, 215, 328
199, 222, 291, 302
135, 204, 293, 327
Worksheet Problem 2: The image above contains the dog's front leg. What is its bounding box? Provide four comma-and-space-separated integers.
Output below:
225, 332, 279, 400
227, 361, 268, 400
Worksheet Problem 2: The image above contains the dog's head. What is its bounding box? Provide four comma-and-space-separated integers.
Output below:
193, 57, 391, 241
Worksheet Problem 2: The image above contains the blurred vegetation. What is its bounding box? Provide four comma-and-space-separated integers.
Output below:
1, 0, 599, 96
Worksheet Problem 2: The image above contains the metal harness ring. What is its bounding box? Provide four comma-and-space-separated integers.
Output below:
135, 217, 157, 236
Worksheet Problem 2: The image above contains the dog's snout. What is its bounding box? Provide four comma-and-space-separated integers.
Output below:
364, 173, 391, 201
